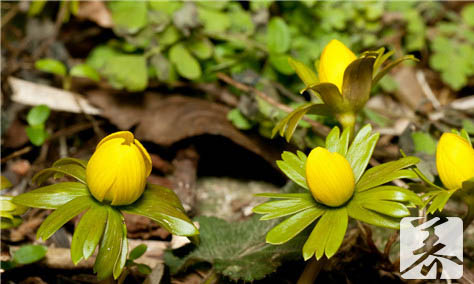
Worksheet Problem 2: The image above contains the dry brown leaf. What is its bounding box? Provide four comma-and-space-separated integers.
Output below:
87, 91, 281, 164
76, 1, 113, 28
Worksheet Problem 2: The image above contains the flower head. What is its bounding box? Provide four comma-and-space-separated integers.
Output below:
318, 39, 357, 93
436, 132, 474, 190
306, 147, 355, 207
86, 131, 152, 205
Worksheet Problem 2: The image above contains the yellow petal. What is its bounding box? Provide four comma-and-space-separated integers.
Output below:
318, 39, 357, 93
306, 147, 355, 207
436, 133, 474, 190
86, 131, 151, 205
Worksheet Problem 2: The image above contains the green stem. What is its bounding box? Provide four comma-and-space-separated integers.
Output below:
337, 112, 356, 142
297, 257, 326, 284
62, 75, 72, 91
202, 269, 218, 284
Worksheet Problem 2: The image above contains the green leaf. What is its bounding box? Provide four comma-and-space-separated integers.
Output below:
27, 105, 51, 126
272, 103, 320, 142
255, 193, 312, 199
346, 124, 379, 183
302, 208, 348, 260
13, 182, 89, 209
227, 108, 253, 130
276, 151, 308, 189
28, 0, 47, 16
37, 196, 95, 241
12, 245, 47, 265
187, 38, 214, 60
35, 58, 67, 76
114, 220, 128, 279
86, 45, 121, 71
266, 207, 324, 245
71, 205, 108, 264
108, 2, 148, 33
268, 54, 294, 75
120, 184, 198, 236
102, 55, 148, 92
149, 1, 182, 14
462, 3, 474, 27
253, 197, 317, 220
164, 216, 306, 281
32, 164, 86, 185
341, 57, 375, 111
129, 244, 147, 261
411, 131, 436, 155
136, 263, 152, 274
266, 17, 290, 54
70, 64, 100, 82
94, 207, 127, 280
198, 7, 230, 33
169, 44, 202, 80
26, 126, 48, 146
288, 57, 318, 88
347, 201, 400, 229
356, 157, 420, 191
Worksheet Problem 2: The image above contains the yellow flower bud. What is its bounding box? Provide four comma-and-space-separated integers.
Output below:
318, 39, 357, 93
306, 147, 355, 207
436, 133, 474, 190
86, 131, 152, 206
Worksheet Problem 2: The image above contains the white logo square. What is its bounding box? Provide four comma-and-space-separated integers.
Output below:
400, 217, 463, 279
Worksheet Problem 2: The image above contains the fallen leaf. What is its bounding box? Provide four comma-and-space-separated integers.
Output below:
87, 91, 281, 164
76, 1, 113, 28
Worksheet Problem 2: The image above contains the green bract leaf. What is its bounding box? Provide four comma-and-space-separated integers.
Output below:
32, 163, 86, 185
426, 190, 454, 214
302, 208, 348, 260
164, 216, 306, 282
12, 245, 47, 265
129, 244, 147, 261
70, 64, 100, 82
347, 201, 400, 229
356, 156, 420, 192
28, 0, 47, 16
53, 157, 88, 169
266, 17, 290, 54
35, 58, 67, 76
372, 55, 418, 85
341, 57, 375, 111
288, 57, 318, 89
255, 193, 312, 199
27, 105, 51, 126
169, 44, 202, 80
94, 207, 127, 280
346, 124, 379, 182
253, 196, 317, 220
310, 83, 345, 113
355, 186, 422, 206
276, 151, 308, 189
362, 200, 410, 217
71, 205, 108, 264
1, 216, 23, 229
13, 182, 89, 209
266, 207, 324, 245
37, 196, 95, 241
120, 184, 198, 236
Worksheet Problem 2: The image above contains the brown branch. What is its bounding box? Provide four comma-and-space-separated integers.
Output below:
216, 72, 330, 136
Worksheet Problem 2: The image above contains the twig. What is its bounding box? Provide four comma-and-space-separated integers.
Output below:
32, 1, 67, 59
0, 146, 32, 163
217, 72, 330, 136
416, 70, 440, 110
383, 231, 398, 259
1, 4, 19, 28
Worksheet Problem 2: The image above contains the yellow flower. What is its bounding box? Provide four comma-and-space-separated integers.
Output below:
306, 147, 355, 207
318, 39, 357, 93
86, 131, 152, 206
436, 133, 474, 190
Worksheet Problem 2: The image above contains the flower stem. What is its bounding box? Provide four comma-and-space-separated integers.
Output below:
297, 257, 327, 284
337, 112, 356, 141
